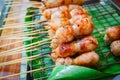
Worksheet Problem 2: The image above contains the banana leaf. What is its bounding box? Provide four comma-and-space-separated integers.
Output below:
48, 65, 111, 80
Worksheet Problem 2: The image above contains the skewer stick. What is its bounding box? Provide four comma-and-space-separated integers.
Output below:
0, 48, 38, 56
5, 28, 44, 36
0, 53, 49, 66
0, 37, 35, 39
0, 30, 48, 38
0, 32, 48, 39
0, 24, 46, 30
5, 9, 38, 16
0, 36, 39, 48
1, 20, 47, 30
3, 19, 47, 27
3, 20, 45, 27
8, 28, 33, 34
0, 38, 52, 55
1, 28, 43, 35
0, 41, 50, 57
0, 65, 54, 79
5, 1, 42, 5
4, 13, 41, 21
5, 2, 44, 9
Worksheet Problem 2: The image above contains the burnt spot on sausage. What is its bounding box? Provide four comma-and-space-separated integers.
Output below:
59, 43, 72, 55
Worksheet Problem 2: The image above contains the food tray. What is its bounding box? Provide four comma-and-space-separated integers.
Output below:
24, 2, 120, 80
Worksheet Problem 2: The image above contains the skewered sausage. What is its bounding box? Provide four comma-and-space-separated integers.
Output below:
55, 51, 99, 66
51, 17, 94, 48
42, 0, 84, 8
54, 36, 98, 57
110, 40, 120, 56
104, 26, 120, 43
42, 5, 85, 19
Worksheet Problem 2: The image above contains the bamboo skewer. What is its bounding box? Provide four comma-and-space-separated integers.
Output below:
5, 1, 42, 5
4, 1, 44, 15
3, 20, 45, 27
0, 32, 47, 39
5, 1, 43, 6
13, 29, 47, 34
0, 37, 35, 39
4, 9, 38, 16
0, 30, 48, 38
0, 36, 40, 48
0, 38, 51, 55
8, 28, 33, 34
0, 41, 50, 57
4, 13, 41, 21
0, 24, 46, 30
0, 20, 47, 30
5, 3, 44, 9
0, 53, 49, 66
0, 65, 54, 79
0, 31, 44, 39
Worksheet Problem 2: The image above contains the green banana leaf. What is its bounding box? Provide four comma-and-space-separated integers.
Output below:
48, 65, 110, 80
48, 64, 120, 80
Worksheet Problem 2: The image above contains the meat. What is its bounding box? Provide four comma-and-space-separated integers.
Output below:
54, 36, 98, 57
40, 2, 99, 66
42, 0, 84, 8
42, 5, 85, 19
73, 51, 99, 66
51, 17, 94, 49
110, 40, 120, 56
55, 51, 99, 66
56, 57, 73, 65
104, 26, 120, 56
104, 26, 120, 43
47, 18, 70, 31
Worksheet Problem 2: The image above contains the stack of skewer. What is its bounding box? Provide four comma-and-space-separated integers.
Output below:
37, 0, 100, 66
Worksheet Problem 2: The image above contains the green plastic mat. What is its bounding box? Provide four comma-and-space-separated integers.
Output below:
24, 3, 120, 80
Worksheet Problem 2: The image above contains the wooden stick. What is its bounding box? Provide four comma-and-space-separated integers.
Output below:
8, 28, 33, 34
3, 48, 39, 56
0, 53, 49, 66
5, 2, 44, 9
3, 29, 43, 37
4, 13, 41, 21
0, 65, 54, 79
0, 38, 51, 55
5, 9, 37, 16
0, 30, 48, 38
0, 32, 48, 39
0, 41, 50, 57
0, 20, 47, 30
0, 37, 39, 48
4, 1, 44, 15
5, 1, 42, 5
2, 19, 47, 27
